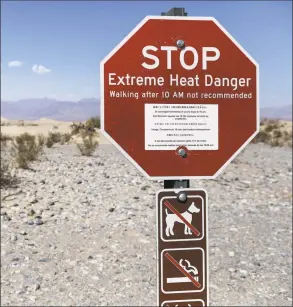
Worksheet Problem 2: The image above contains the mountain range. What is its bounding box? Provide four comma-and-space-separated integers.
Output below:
1, 98, 292, 121
1, 98, 100, 121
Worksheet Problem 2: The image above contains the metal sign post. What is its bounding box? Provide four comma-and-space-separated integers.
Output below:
161, 8, 189, 192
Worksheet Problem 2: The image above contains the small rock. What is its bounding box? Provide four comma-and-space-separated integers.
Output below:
27, 209, 36, 216
34, 284, 41, 291
19, 231, 27, 235
229, 227, 238, 232
27, 219, 34, 225
239, 269, 249, 278
109, 208, 115, 213
1, 215, 11, 222
228, 251, 235, 257
10, 234, 17, 242
34, 218, 43, 225
48, 201, 55, 206
141, 185, 150, 191
30, 198, 38, 204
242, 180, 251, 185
38, 258, 52, 263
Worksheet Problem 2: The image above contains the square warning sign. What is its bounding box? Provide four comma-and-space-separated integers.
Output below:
161, 248, 205, 294
160, 196, 205, 242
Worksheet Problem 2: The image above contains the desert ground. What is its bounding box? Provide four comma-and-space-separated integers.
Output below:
0, 117, 109, 144
1, 118, 292, 306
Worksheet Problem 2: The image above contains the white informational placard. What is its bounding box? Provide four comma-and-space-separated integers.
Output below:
145, 104, 218, 150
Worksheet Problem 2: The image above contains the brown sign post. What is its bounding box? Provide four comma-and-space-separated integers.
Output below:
157, 189, 208, 306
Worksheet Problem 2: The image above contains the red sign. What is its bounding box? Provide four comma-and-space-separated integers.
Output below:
157, 189, 208, 306
100, 16, 259, 179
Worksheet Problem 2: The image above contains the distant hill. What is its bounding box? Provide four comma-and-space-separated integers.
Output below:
1, 98, 100, 121
0, 98, 291, 121
260, 104, 292, 121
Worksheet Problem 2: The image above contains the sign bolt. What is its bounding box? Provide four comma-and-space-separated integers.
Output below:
178, 192, 187, 203
178, 148, 187, 158
176, 40, 185, 48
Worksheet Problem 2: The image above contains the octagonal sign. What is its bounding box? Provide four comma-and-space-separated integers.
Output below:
100, 16, 259, 180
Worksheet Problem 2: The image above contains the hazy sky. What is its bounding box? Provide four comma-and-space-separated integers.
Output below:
1, 1, 292, 107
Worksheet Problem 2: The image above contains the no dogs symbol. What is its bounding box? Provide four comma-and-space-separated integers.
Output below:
160, 196, 205, 242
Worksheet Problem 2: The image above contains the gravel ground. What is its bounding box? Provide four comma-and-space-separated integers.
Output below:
1, 143, 292, 306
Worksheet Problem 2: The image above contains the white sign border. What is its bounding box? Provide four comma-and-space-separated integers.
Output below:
100, 16, 259, 180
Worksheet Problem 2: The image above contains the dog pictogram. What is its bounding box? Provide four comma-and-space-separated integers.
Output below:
165, 202, 200, 237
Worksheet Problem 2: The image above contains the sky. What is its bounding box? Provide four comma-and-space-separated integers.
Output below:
1, 0, 292, 107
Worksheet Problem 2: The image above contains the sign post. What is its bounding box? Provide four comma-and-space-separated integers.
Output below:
100, 6, 259, 306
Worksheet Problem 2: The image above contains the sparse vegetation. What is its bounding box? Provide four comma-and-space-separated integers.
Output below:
46, 138, 54, 148
17, 120, 25, 127
70, 122, 85, 135
76, 133, 98, 156
37, 134, 46, 147
48, 132, 62, 143
70, 117, 100, 136
0, 157, 16, 187
0, 122, 10, 126
252, 119, 292, 147
26, 123, 39, 126
53, 125, 59, 129
60, 133, 71, 145
86, 116, 100, 129
10, 133, 43, 168
1, 133, 13, 143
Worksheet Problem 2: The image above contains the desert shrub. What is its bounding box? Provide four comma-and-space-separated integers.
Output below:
53, 125, 58, 129
0, 133, 13, 142
70, 122, 85, 135
273, 129, 282, 138
10, 133, 43, 168
71, 119, 99, 136
26, 123, 39, 126
0, 157, 16, 187
252, 130, 271, 144
17, 120, 25, 127
37, 134, 46, 147
269, 138, 280, 147
263, 119, 280, 133
86, 117, 100, 130
60, 133, 71, 145
76, 134, 98, 156
45, 138, 54, 148
48, 132, 62, 143
260, 119, 266, 126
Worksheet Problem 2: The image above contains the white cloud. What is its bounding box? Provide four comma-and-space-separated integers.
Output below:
32, 64, 51, 74
8, 60, 23, 67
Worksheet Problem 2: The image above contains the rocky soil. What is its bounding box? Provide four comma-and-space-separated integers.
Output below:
1, 143, 292, 306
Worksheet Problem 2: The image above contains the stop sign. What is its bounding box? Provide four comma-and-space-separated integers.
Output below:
100, 16, 259, 180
